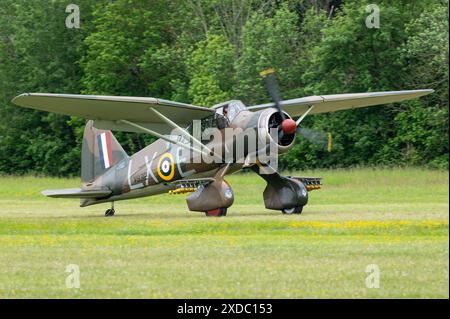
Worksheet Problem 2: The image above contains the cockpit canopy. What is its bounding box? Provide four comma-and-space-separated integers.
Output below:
185, 100, 247, 142
213, 100, 247, 124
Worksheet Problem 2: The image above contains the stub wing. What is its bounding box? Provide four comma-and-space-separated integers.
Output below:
248, 89, 434, 117
42, 188, 112, 199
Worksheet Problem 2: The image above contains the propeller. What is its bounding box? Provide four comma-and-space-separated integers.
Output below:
260, 68, 332, 152
260, 68, 297, 135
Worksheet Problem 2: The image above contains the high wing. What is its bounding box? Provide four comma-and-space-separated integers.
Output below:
12, 93, 214, 134
247, 90, 434, 117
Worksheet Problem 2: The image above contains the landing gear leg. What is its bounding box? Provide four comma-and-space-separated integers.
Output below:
105, 202, 115, 217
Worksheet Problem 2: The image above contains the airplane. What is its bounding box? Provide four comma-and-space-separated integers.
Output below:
12, 69, 433, 217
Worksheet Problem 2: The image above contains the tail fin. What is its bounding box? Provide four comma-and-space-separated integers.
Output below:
81, 120, 128, 184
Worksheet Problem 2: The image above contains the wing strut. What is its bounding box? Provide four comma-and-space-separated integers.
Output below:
118, 119, 209, 157
296, 105, 315, 125
149, 107, 213, 155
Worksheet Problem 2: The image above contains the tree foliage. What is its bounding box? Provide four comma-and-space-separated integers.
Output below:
0, 0, 448, 176
188, 34, 235, 106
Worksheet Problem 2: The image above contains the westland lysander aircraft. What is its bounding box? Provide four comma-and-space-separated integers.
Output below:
12, 70, 433, 216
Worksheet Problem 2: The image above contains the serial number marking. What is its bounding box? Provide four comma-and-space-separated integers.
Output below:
177, 303, 272, 316
221, 303, 273, 315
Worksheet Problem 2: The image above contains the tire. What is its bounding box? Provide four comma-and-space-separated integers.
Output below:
282, 206, 303, 215
205, 207, 227, 217
105, 209, 115, 217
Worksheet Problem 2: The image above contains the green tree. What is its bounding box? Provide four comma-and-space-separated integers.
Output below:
0, 0, 97, 175
234, 6, 304, 105
187, 34, 235, 106
0, 0, 447, 175
384, 4, 449, 168
288, 1, 447, 169
80, 0, 182, 154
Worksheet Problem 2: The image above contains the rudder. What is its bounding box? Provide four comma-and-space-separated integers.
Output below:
81, 120, 128, 185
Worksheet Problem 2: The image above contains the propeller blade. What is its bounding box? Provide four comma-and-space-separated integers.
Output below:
260, 68, 298, 136
260, 68, 284, 120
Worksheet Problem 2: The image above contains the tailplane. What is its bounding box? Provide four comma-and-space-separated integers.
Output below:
42, 188, 112, 199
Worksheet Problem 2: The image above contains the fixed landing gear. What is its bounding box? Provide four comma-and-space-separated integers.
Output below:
205, 207, 228, 217
105, 202, 115, 217
282, 206, 303, 215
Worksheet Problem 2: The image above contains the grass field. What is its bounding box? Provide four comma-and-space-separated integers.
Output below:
0, 168, 448, 298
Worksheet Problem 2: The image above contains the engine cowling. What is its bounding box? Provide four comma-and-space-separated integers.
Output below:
257, 108, 296, 154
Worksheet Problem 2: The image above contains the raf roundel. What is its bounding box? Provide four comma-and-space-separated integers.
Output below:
157, 153, 175, 181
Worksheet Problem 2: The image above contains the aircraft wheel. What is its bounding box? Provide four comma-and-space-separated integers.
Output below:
105, 209, 115, 217
205, 208, 227, 217
282, 206, 303, 215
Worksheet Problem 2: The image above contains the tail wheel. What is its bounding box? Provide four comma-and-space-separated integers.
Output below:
205, 208, 227, 217
282, 206, 303, 215
105, 209, 115, 217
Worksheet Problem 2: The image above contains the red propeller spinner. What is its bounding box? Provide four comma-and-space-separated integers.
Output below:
281, 118, 297, 135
